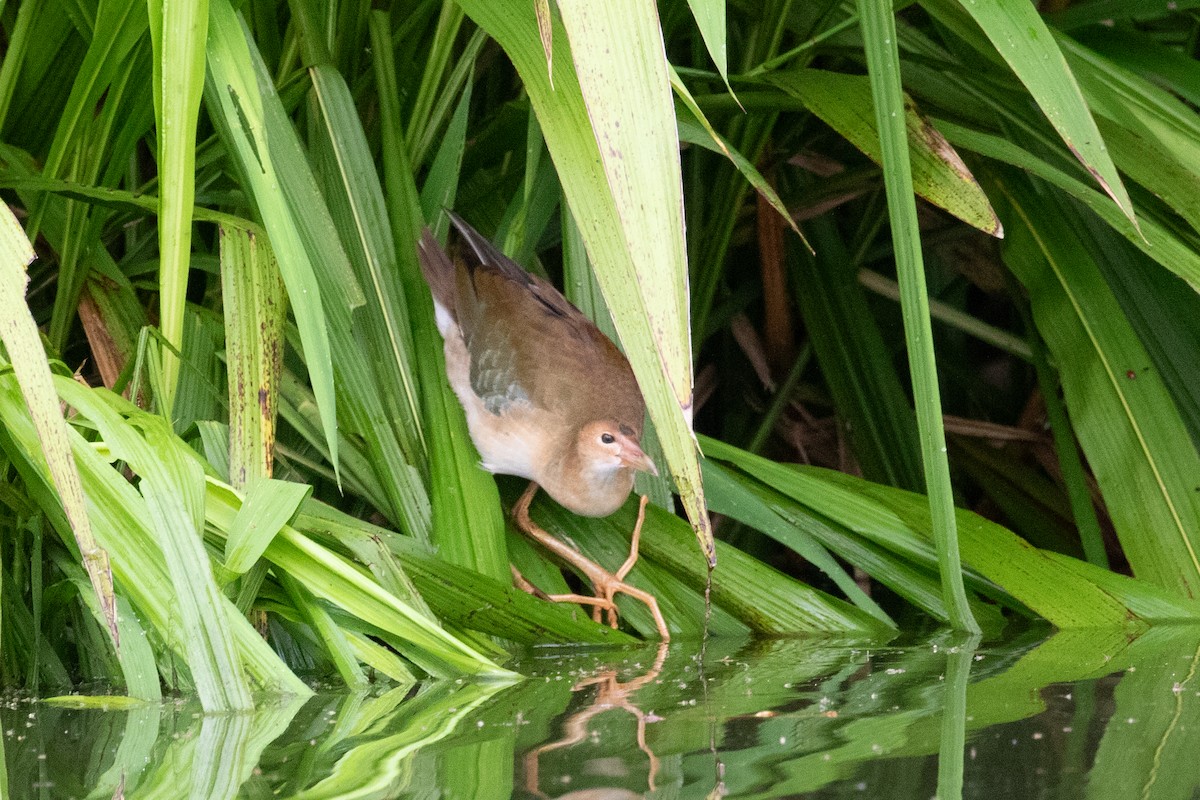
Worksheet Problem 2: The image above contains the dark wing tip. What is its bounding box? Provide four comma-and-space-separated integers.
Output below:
446, 212, 532, 286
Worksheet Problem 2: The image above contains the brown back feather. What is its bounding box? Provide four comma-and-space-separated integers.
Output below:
429, 214, 647, 436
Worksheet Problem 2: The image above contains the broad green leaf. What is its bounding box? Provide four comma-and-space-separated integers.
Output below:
936, 119, 1200, 291
920, 0, 1135, 227
769, 69, 1001, 237
457, 0, 715, 567
1042, 553, 1200, 622
224, 478, 311, 574
995, 173, 1200, 598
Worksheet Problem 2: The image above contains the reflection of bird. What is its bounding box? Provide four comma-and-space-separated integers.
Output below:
418, 213, 669, 639
524, 642, 669, 798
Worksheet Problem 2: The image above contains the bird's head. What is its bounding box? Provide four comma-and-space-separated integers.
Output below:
575, 419, 659, 479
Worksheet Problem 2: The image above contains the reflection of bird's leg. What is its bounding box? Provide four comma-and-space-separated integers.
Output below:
523, 642, 669, 797
512, 482, 670, 640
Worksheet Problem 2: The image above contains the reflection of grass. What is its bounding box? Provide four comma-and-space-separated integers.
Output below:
4, 0, 1200, 716
12, 628, 1199, 797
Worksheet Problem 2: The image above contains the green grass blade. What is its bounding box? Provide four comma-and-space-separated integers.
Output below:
297, 501, 634, 645
308, 64, 426, 469
1055, 33, 1200, 237
55, 379, 254, 710
419, 76, 472, 227
527, 488, 895, 635
935, 119, 1200, 291
204, 480, 516, 677
673, 85, 804, 244
279, 572, 368, 688
791, 218, 924, 492
0, 377, 311, 696
0, 204, 118, 648
0, 0, 39, 128
1025, 309, 1108, 568
704, 460, 896, 627
304, 63, 440, 537
702, 436, 1155, 628
684, 0, 729, 86
55, 559, 160, 699
219, 224, 285, 489
28, 0, 146, 242
370, 12, 508, 576
458, 0, 716, 566
204, 0, 341, 481
857, 0, 977, 633
146, 0, 208, 411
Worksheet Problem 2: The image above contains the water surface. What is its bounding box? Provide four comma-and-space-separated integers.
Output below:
6, 625, 1199, 798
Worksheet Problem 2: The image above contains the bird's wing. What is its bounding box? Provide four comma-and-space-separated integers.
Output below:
447, 214, 634, 421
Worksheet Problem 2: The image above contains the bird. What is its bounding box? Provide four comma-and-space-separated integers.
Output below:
417, 212, 669, 640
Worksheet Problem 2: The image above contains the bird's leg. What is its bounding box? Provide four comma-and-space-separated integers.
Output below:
512, 482, 670, 640
511, 484, 620, 621
615, 494, 650, 581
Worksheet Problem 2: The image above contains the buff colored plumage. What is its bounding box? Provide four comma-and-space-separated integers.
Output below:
418, 213, 668, 639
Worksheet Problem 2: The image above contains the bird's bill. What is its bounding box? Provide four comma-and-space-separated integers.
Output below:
620, 441, 659, 476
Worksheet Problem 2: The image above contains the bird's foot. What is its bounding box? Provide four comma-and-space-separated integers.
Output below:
511, 564, 620, 621
513, 486, 670, 640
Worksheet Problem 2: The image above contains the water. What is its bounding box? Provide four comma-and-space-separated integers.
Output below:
6, 624, 1200, 799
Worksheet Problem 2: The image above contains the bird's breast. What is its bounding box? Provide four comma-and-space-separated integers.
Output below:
539, 466, 635, 518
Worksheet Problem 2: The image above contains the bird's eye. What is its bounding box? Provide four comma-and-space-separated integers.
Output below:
600, 432, 616, 445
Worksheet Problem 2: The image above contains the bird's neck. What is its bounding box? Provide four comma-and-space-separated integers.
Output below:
542, 447, 634, 518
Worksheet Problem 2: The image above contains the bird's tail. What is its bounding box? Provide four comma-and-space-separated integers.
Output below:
416, 228, 458, 326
